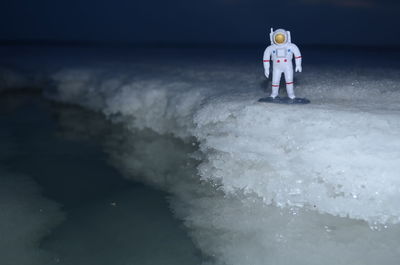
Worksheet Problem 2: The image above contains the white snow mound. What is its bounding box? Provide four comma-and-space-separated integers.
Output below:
50, 58, 400, 226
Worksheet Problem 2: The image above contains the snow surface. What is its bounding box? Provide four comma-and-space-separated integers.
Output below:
49, 51, 400, 225
2, 47, 400, 265
52, 97, 400, 265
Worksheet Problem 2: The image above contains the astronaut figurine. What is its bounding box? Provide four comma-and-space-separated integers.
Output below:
261, 28, 307, 104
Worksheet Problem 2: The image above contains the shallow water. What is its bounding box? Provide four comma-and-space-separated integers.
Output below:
0, 92, 203, 265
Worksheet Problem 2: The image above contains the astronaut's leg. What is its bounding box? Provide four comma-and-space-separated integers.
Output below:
271, 69, 282, 98
284, 67, 295, 99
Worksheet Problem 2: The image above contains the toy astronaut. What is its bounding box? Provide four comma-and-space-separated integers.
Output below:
263, 28, 302, 100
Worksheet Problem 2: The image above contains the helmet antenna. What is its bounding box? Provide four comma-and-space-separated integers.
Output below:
269, 28, 274, 44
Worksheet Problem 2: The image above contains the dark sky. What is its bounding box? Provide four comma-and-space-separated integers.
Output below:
1, 0, 399, 46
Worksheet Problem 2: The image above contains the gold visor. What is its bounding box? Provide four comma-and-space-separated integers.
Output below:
274, 33, 285, 44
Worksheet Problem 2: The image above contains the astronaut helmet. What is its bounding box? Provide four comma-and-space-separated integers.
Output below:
270, 28, 291, 45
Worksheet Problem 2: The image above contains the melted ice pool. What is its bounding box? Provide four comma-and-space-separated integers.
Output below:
0, 93, 203, 265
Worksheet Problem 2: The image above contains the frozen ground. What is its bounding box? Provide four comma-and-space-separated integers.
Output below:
1, 46, 400, 265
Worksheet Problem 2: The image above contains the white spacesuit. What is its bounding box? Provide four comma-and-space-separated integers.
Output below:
263, 28, 302, 99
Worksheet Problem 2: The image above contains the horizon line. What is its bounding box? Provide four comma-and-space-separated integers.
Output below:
0, 39, 399, 50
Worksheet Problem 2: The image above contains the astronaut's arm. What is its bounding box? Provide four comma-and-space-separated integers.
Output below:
263, 47, 272, 78
291, 44, 302, 72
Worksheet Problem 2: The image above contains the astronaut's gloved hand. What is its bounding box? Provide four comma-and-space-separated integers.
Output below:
295, 65, 302, 73
264, 69, 270, 78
